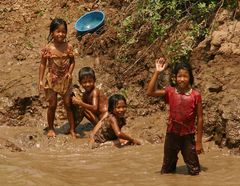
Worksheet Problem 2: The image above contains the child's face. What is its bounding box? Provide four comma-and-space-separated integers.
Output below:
176, 69, 190, 90
113, 100, 127, 118
79, 76, 95, 92
52, 24, 67, 43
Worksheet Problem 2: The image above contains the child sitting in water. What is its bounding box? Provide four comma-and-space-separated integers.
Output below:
71, 67, 108, 128
147, 57, 203, 175
89, 94, 141, 148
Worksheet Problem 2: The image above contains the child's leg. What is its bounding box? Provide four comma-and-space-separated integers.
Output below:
71, 104, 84, 128
47, 91, 57, 137
63, 94, 76, 138
161, 133, 180, 174
84, 109, 99, 126
181, 134, 200, 175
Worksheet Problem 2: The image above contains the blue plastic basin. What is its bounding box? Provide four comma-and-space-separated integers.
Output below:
75, 10, 105, 34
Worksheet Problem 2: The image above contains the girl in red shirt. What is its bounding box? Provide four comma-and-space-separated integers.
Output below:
147, 58, 203, 175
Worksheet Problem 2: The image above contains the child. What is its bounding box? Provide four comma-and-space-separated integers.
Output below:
71, 67, 108, 127
89, 94, 141, 148
38, 18, 76, 138
147, 58, 203, 175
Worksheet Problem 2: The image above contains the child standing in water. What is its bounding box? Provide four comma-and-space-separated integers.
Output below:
71, 67, 108, 127
89, 94, 141, 148
39, 18, 76, 138
147, 58, 203, 175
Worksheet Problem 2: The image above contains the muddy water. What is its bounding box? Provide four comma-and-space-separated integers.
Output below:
0, 142, 239, 186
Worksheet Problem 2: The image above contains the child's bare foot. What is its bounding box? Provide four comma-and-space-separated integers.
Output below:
70, 130, 77, 139
47, 130, 56, 138
89, 132, 94, 142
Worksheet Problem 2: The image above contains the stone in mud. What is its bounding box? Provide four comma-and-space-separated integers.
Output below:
230, 147, 240, 156
15, 132, 39, 149
0, 138, 23, 152
211, 31, 228, 47
208, 85, 223, 93
140, 130, 164, 144
226, 120, 240, 148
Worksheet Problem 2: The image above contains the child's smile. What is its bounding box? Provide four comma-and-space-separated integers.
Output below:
52, 25, 67, 43
113, 100, 127, 118
80, 76, 95, 92
176, 69, 190, 91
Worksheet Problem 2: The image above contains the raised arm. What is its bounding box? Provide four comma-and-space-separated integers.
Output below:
196, 101, 203, 154
147, 57, 167, 97
110, 116, 140, 145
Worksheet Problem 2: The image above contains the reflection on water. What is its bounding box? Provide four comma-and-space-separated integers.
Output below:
0, 144, 239, 186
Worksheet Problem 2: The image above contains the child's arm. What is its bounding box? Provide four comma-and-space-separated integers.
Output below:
66, 44, 75, 78
110, 116, 141, 145
89, 119, 103, 144
72, 89, 99, 112
89, 113, 108, 142
147, 57, 167, 97
38, 47, 48, 92
196, 101, 204, 154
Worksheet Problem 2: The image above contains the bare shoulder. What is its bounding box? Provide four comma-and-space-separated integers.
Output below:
92, 88, 100, 96
83, 88, 97, 102
93, 88, 101, 95
95, 88, 107, 97
108, 114, 116, 122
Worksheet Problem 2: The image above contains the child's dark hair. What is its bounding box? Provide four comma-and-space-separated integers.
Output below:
47, 18, 67, 42
173, 62, 194, 86
78, 67, 96, 82
108, 94, 126, 113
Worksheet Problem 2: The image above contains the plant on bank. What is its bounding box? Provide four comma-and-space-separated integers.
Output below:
118, 0, 225, 66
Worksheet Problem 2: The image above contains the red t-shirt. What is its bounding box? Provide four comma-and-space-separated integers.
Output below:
165, 86, 202, 136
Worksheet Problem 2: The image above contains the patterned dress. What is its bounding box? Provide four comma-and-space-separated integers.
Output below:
94, 114, 126, 143
43, 43, 73, 97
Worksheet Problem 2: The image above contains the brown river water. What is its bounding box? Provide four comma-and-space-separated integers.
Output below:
0, 137, 239, 186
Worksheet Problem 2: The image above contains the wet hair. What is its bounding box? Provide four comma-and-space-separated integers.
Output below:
173, 62, 194, 86
78, 67, 96, 82
108, 94, 126, 114
47, 18, 67, 42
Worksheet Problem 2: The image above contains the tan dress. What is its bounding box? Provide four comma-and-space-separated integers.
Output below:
43, 44, 73, 97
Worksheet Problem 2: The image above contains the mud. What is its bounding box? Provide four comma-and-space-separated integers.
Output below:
0, 0, 239, 169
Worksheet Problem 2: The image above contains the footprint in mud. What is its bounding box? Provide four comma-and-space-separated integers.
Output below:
14, 131, 40, 149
